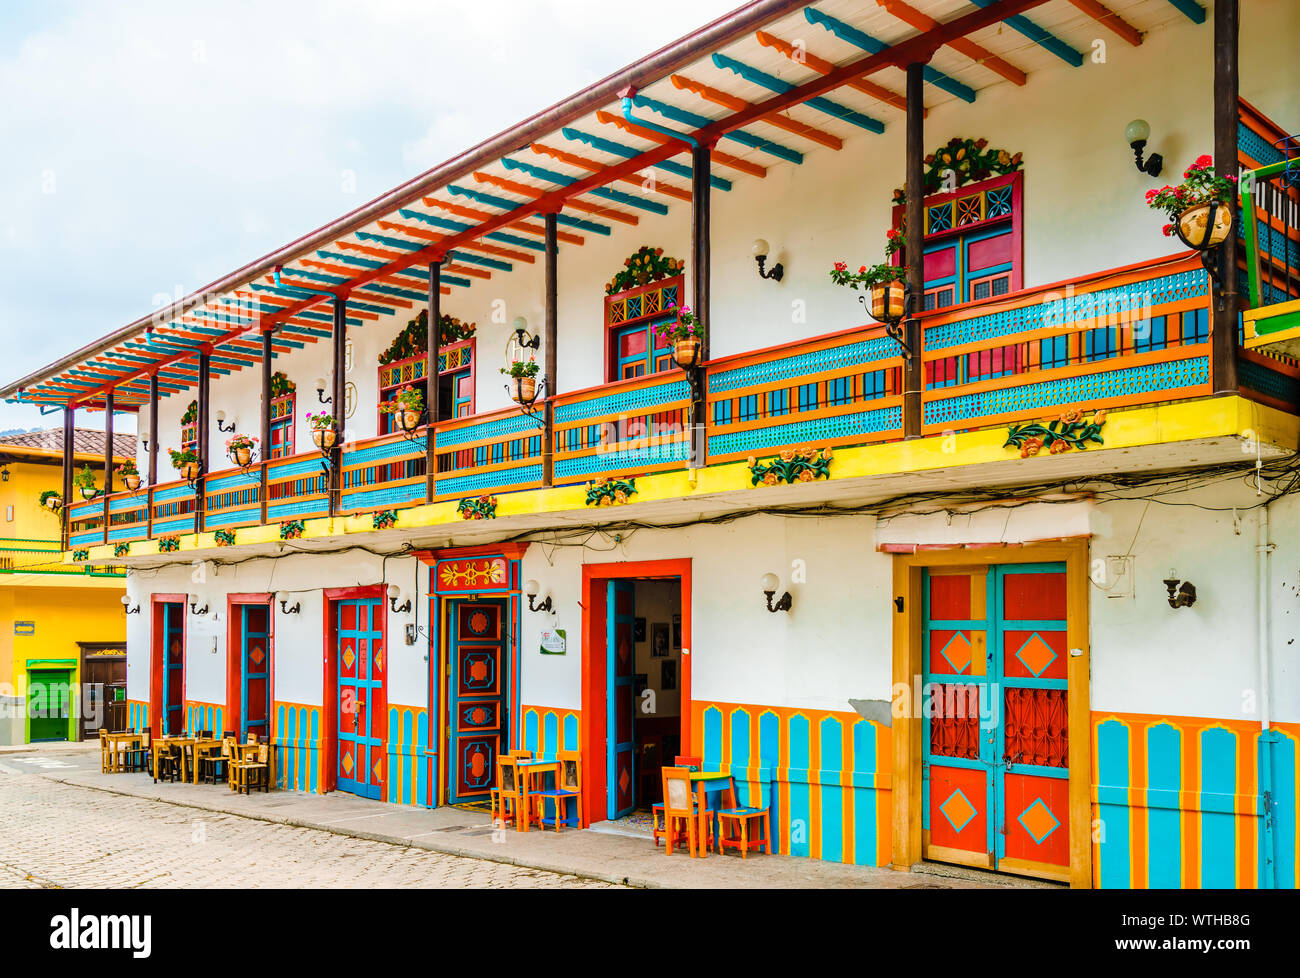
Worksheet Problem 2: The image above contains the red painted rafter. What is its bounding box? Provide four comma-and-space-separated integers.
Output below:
369, 221, 538, 265
755, 31, 917, 114
1065, 0, 1142, 46
418, 199, 586, 245
669, 74, 843, 150
594, 110, 767, 178
473, 171, 640, 225
875, 0, 1027, 85
530, 142, 693, 201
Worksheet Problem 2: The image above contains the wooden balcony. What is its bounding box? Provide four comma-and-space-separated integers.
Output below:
1242, 158, 1300, 360
67, 251, 1295, 556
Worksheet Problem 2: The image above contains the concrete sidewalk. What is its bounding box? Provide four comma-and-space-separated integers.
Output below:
6, 746, 1034, 889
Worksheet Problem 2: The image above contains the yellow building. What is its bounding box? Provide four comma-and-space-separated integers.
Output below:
0, 428, 132, 744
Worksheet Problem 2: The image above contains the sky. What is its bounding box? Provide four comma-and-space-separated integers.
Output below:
0, 0, 740, 434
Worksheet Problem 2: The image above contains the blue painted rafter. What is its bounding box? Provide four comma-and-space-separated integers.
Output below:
967, 0, 1084, 67
447, 184, 611, 236
385, 212, 545, 252
282, 266, 428, 304
317, 247, 476, 288
710, 53, 886, 131
247, 282, 394, 317
1163, 0, 1206, 23
803, 8, 977, 103
630, 94, 806, 162
499, 157, 670, 215
560, 128, 732, 191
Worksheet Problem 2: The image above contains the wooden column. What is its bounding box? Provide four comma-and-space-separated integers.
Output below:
61, 406, 74, 549
1212, 0, 1240, 394
690, 143, 712, 467
330, 296, 347, 516
542, 212, 558, 487
425, 260, 442, 503
147, 373, 159, 489
103, 391, 115, 495
197, 351, 211, 531
903, 62, 926, 439
260, 328, 273, 524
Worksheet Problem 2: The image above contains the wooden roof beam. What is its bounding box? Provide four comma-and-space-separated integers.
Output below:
875, 0, 1027, 84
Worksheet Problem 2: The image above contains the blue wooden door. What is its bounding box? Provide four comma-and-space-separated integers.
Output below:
607, 580, 636, 819
240, 604, 270, 742
162, 602, 184, 735
447, 599, 509, 804
922, 563, 1070, 881
337, 599, 386, 799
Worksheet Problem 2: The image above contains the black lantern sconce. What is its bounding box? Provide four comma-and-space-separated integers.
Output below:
315, 377, 332, 405
761, 572, 792, 614
276, 590, 301, 615
1162, 573, 1197, 609
120, 595, 141, 615
1125, 119, 1163, 177
387, 584, 412, 614
752, 239, 784, 282
215, 410, 236, 434
524, 579, 554, 614
187, 593, 209, 616
1, 465, 9, 483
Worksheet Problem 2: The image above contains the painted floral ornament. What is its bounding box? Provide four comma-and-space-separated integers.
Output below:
1005, 407, 1107, 458
72, 549, 89, 562
586, 477, 636, 506
113, 542, 131, 558
214, 529, 237, 547
372, 510, 398, 530
157, 536, 181, 553
457, 495, 498, 520
279, 520, 305, 540
748, 447, 833, 486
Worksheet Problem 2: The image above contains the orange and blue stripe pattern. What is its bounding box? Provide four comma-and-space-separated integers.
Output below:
694, 701, 891, 866
184, 701, 224, 735
1093, 713, 1298, 889
127, 699, 149, 731
274, 701, 322, 793
386, 705, 432, 807
522, 705, 580, 758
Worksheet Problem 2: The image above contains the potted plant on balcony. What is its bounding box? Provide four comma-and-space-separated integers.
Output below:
117, 458, 141, 491
168, 447, 200, 480
656, 304, 704, 368
226, 432, 259, 467
1145, 154, 1237, 250
605, 246, 683, 295
830, 227, 908, 322
378, 385, 424, 433
39, 489, 62, 512
501, 359, 541, 405
73, 464, 99, 501
306, 411, 337, 449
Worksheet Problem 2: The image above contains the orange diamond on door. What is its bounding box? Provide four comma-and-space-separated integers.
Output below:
1015, 633, 1057, 678
939, 789, 977, 833
248, 644, 265, 667
342, 751, 354, 775
342, 643, 356, 671
619, 768, 630, 795
1018, 798, 1059, 844
938, 633, 973, 673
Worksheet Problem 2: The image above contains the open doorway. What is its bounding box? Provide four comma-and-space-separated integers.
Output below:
582, 560, 690, 833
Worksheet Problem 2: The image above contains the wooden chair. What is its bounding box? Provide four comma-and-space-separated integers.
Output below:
716, 785, 772, 858
123, 730, 151, 773
660, 767, 704, 856
653, 755, 705, 844
198, 737, 233, 785
231, 743, 270, 794
98, 730, 111, 773
534, 751, 582, 831
154, 741, 183, 783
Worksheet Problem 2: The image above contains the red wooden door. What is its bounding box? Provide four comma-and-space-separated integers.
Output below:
448, 599, 508, 803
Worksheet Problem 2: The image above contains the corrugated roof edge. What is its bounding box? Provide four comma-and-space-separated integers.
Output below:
0, 0, 809, 401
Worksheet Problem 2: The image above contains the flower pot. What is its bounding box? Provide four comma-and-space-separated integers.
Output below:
1176, 202, 1232, 250
231, 446, 253, 467
79, 486, 97, 501
673, 338, 701, 368
124, 474, 140, 491
511, 376, 537, 404
400, 410, 421, 433
179, 462, 200, 481
868, 281, 907, 322
45, 496, 61, 511
311, 428, 337, 450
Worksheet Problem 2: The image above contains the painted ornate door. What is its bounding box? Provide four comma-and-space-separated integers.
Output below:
337, 599, 386, 800
922, 564, 1070, 881
607, 581, 635, 819
448, 599, 508, 804
162, 602, 184, 735
241, 605, 270, 742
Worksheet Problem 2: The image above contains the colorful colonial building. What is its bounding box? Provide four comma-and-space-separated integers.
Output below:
3, 0, 1298, 887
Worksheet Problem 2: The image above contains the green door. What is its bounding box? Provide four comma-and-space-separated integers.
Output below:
28, 669, 73, 742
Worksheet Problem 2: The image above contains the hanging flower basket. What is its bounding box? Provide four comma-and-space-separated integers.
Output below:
1145, 155, 1237, 251
868, 280, 907, 322
124, 474, 141, 491
306, 411, 337, 449
1175, 202, 1233, 250
511, 376, 536, 405
168, 448, 200, 480
40, 491, 62, 512
179, 462, 200, 480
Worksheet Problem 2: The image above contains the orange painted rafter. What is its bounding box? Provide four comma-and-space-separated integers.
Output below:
754, 31, 916, 115
473, 171, 639, 226
874, 0, 1027, 85
370, 220, 538, 265
593, 111, 766, 178
669, 74, 842, 151
336, 238, 461, 287
1065, 0, 1142, 46
418, 199, 585, 246
261, 273, 413, 311
242, 289, 383, 323
530, 142, 693, 201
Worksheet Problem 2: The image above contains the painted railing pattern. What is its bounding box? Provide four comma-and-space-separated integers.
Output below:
203, 466, 262, 529
920, 254, 1213, 433
553, 373, 692, 483
341, 432, 427, 514
106, 489, 149, 543
694, 701, 892, 867
432, 407, 544, 499
67, 498, 106, 547
706, 327, 903, 462
150, 480, 198, 537
265, 454, 329, 522
1092, 712, 1298, 889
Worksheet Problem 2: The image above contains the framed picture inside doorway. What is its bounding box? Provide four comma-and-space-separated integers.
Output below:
660, 659, 677, 691
651, 623, 669, 658
671, 613, 681, 649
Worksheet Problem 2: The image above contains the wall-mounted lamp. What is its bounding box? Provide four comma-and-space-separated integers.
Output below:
1162, 571, 1197, 609
187, 593, 209, 616
761, 572, 792, 613
524, 579, 553, 614
387, 583, 411, 614
215, 410, 236, 434
1, 465, 9, 483
512, 316, 541, 350
1125, 119, 1163, 177
275, 590, 300, 615
752, 239, 784, 282
315, 377, 332, 405
120, 594, 141, 615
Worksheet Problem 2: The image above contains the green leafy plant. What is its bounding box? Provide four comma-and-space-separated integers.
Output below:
605, 246, 684, 295
157, 536, 180, 553
180, 400, 198, 425
305, 411, 335, 431
655, 304, 704, 345
1144, 155, 1237, 237
585, 477, 636, 507
1004, 407, 1107, 457
270, 372, 296, 398
168, 447, 200, 470
377, 309, 476, 365
830, 228, 908, 290
39, 489, 62, 510
500, 358, 540, 379
378, 385, 424, 415
72, 549, 89, 562
73, 464, 97, 490
225, 433, 258, 452
117, 458, 138, 476
113, 542, 130, 557
892, 137, 1023, 204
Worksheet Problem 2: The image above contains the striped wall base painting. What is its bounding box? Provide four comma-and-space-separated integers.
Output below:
1093, 713, 1298, 889
274, 702, 322, 794
387, 705, 432, 807
184, 702, 224, 736
127, 699, 148, 732
522, 705, 580, 758
694, 701, 892, 867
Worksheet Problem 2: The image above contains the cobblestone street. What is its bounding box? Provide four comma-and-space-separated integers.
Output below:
0, 766, 619, 889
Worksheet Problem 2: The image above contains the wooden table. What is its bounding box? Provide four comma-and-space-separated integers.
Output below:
152, 736, 194, 781
188, 739, 224, 784
689, 771, 736, 858
229, 742, 276, 791
102, 731, 142, 773
515, 758, 559, 831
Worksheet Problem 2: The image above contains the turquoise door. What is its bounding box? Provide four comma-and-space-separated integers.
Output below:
607, 581, 636, 819
241, 604, 271, 741
447, 599, 509, 804
162, 602, 184, 735
337, 599, 386, 800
